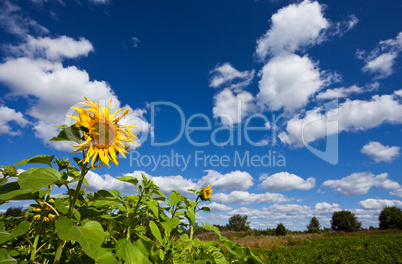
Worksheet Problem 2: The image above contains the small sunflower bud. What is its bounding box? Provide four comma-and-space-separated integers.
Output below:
54, 158, 73, 170
1, 166, 18, 177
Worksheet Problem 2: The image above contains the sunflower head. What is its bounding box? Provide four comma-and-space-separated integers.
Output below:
34, 199, 56, 222
34, 214, 55, 222
201, 185, 213, 200
67, 97, 138, 168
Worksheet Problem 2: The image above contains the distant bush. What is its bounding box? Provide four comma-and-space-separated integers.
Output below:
228, 214, 250, 232
276, 223, 286, 236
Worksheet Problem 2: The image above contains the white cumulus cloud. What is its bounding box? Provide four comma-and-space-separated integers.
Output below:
363, 53, 398, 78
257, 53, 324, 113
198, 170, 253, 192
7, 35, 94, 61
0, 0, 49, 37
280, 91, 402, 146
316, 82, 379, 100
255, 0, 328, 59
79, 171, 135, 193
125, 171, 199, 196
390, 188, 402, 198
322, 172, 400, 195
359, 198, 402, 210
314, 202, 341, 214
360, 32, 402, 79
212, 191, 292, 205
0, 106, 30, 135
361, 141, 400, 163
229, 204, 311, 223
213, 88, 256, 126
259, 172, 315, 192
209, 63, 255, 92
208, 202, 232, 212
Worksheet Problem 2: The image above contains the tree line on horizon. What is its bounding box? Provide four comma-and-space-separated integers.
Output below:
3, 205, 402, 236
210, 206, 402, 235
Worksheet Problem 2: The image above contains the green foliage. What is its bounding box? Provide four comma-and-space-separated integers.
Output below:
379, 206, 402, 230
0, 221, 30, 244
0, 155, 262, 263
307, 216, 320, 233
0, 248, 17, 263
14, 154, 55, 166
55, 218, 116, 263
275, 223, 286, 236
18, 167, 61, 193
228, 214, 250, 232
331, 210, 362, 232
50, 124, 82, 143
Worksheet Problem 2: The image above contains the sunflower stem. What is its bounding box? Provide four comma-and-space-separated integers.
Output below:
30, 234, 40, 261
31, 211, 45, 261
67, 156, 88, 218
190, 226, 194, 241
53, 241, 66, 264
54, 152, 89, 264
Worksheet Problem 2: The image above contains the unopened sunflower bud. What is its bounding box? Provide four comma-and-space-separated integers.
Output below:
1, 166, 18, 177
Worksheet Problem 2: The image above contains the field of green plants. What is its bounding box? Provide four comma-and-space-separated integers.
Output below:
250, 231, 402, 263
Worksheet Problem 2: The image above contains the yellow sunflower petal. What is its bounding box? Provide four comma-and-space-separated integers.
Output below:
112, 109, 129, 124
48, 213, 56, 219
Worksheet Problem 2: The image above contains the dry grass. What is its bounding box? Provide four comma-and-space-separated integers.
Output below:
196, 231, 326, 250
196, 229, 401, 250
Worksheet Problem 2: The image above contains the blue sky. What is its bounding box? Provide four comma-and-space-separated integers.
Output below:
0, 0, 401, 230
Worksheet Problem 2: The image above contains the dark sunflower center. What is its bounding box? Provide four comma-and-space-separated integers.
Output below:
92, 122, 115, 148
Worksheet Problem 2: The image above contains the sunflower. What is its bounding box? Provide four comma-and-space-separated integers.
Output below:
34, 213, 55, 222
68, 97, 137, 168
202, 185, 213, 200
34, 200, 56, 222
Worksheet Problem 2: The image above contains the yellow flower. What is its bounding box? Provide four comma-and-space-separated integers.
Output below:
68, 97, 137, 168
48, 213, 56, 219
34, 200, 57, 222
202, 185, 213, 199
37, 200, 53, 211
34, 213, 54, 222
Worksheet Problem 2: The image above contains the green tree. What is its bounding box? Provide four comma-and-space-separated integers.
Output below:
228, 214, 250, 231
379, 206, 402, 230
307, 216, 321, 233
275, 223, 286, 236
331, 210, 361, 232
